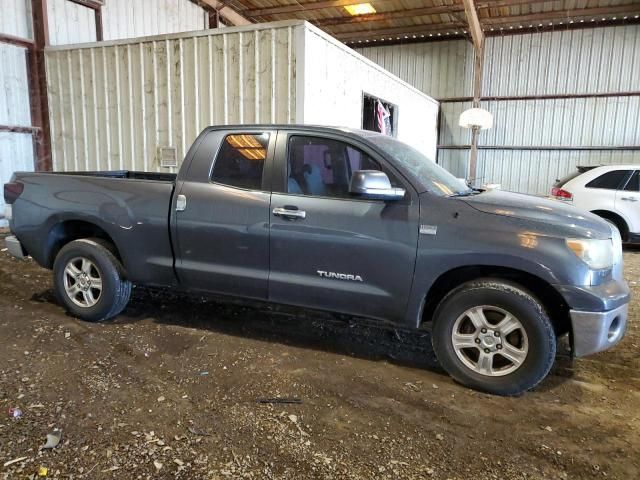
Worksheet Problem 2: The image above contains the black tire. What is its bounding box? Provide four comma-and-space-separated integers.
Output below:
603, 218, 626, 242
53, 238, 131, 322
432, 279, 556, 396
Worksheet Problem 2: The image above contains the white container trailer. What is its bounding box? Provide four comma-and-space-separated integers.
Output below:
45, 20, 439, 172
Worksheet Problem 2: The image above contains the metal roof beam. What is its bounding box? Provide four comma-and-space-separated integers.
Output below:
483, 5, 640, 26
244, 0, 552, 21
198, 0, 252, 26
316, 5, 464, 27
332, 23, 468, 42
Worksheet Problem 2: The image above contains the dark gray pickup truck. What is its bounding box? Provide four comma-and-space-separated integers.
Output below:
4, 125, 630, 395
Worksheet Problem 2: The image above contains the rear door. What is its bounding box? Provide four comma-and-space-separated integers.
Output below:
615, 170, 640, 234
173, 129, 275, 299
268, 130, 420, 323
577, 169, 631, 214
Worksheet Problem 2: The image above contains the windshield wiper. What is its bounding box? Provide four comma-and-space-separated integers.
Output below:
450, 190, 479, 197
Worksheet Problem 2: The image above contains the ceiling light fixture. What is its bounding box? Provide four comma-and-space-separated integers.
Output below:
344, 3, 376, 16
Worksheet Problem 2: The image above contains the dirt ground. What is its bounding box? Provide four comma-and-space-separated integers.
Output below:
0, 233, 639, 480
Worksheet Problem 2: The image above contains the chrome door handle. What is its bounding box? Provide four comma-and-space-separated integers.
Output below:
176, 194, 187, 211
620, 197, 639, 202
273, 207, 306, 219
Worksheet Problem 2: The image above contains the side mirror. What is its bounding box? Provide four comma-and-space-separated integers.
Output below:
349, 170, 405, 200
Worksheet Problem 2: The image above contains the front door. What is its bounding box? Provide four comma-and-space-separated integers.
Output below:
174, 129, 275, 299
268, 131, 420, 323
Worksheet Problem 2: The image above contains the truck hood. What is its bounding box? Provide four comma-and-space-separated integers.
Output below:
461, 189, 612, 239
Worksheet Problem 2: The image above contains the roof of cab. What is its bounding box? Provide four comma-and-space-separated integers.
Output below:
205, 124, 384, 139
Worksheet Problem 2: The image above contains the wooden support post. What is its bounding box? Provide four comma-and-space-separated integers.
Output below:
31, 0, 52, 172
462, 0, 485, 185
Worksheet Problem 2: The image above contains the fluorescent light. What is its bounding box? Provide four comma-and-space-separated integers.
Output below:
344, 3, 376, 16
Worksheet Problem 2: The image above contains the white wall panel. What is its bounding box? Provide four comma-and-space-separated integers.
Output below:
0, 43, 31, 126
47, 0, 97, 45
102, 0, 207, 41
0, 132, 35, 225
1, 0, 33, 39
304, 26, 439, 159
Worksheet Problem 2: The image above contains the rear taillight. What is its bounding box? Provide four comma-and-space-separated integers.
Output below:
3, 182, 24, 204
551, 187, 573, 200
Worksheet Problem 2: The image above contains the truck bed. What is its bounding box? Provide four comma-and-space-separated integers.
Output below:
9, 169, 177, 286
49, 170, 177, 182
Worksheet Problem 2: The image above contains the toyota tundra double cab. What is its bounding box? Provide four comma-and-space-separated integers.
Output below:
4, 125, 629, 395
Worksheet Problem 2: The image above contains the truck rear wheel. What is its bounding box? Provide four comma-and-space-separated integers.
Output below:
53, 238, 131, 322
432, 279, 556, 396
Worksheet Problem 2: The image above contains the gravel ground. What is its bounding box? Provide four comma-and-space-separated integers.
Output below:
0, 233, 639, 479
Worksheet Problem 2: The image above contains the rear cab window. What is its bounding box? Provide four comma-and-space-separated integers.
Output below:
585, 170, 632, 190
211, 133, 270, 190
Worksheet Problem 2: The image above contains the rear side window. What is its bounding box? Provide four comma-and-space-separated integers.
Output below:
211, 133, 269, 190
624, 171, 639, 191
286, 135, 401, 199
585, 170, 631, 190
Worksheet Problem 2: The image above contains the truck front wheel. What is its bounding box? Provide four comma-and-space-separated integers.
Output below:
432, 279, 556, 396
53, 238, 131, 322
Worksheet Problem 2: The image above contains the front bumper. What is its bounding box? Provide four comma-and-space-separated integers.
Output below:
4, 235, 27, 260
570, 302, 628, 357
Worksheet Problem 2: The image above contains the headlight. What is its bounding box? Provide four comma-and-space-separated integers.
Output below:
566, 238, 613, 270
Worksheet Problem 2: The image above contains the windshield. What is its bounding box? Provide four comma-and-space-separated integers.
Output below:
367, 135, 473, 196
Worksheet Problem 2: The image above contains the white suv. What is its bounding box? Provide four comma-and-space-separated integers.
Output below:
551, 165, 640, 242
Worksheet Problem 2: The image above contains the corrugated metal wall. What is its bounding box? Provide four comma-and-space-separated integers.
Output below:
1, 0, 33, 39
1, 1, 35, 227
357, 40, 475, 99
44, 0, 209, 46
102, 0, 207, 41
47, 0, 97, 45
357, 25, 640, 194
45, 24, 298, 172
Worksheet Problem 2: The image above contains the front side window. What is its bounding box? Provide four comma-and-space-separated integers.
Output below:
286, 136, 397, 199
585, 170, 631, 190
211, 133, 269, 190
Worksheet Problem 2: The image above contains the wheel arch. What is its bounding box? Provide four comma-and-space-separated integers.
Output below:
45, 220, 123, 269
591, 209, 629, 241
420, 265, 571, 336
